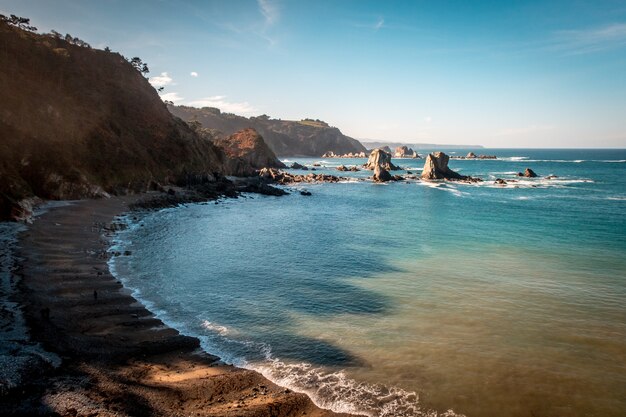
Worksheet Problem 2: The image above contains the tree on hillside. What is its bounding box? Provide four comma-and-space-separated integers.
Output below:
0, 14, 37, 31
128, 57, 150, 77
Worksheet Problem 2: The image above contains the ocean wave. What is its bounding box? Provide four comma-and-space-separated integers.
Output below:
248, 358, 461, 417
497, 156, 529, 161
201, 320, 232, 336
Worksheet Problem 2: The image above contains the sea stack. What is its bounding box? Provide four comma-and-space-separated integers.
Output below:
421, 152, 466, 180
364, 148, 399, 171
394, 146, 419, 158
373, 166, 392, 182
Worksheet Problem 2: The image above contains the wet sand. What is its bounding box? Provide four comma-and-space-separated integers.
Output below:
3, 195, 353, 416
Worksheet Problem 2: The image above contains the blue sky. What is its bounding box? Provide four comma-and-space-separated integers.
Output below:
2, 0, 626, 147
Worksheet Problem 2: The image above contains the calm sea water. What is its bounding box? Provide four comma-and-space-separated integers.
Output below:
111, 149, 626, 417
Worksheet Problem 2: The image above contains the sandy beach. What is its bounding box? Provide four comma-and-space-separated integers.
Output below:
1, 195, 353, 417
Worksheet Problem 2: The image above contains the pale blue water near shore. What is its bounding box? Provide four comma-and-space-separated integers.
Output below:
110, 149, 626, 417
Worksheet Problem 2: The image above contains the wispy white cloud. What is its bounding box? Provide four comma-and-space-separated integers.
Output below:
351, 16, 387, 31
258, 0, 279, 26
424, 116, 432, 123
550, 23, 626, 55
374, 17, 385, 31
186, 95, 257, 115
190, 71, 198, 77
149, 72, 173, 87
160, 92, 184, 103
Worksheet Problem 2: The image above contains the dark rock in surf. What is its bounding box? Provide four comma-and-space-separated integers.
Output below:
373, 166, 392, 182
524, 168, 538, 178
421, 152, 465, 180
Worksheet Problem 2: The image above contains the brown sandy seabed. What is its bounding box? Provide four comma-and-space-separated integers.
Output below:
1, 195, 357, 417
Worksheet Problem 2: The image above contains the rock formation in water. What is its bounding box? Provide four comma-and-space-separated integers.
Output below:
524, 168, 538, 178
451, 153, 497, 160
373, 166, 392, 182
259, 168, 343, 184
322, 151, 367, 158
336, 165, 360, 172
421, 152, 466, 180
364, 149, 400, 171
394, 146, 419, 158
290, 162, 308, 170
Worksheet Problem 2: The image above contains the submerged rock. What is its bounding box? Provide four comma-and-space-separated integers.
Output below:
421, 152, 465, 180
290, 162, 308, 170
494, 178, 507, 185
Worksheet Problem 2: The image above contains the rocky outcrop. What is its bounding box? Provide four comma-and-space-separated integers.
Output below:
373, 166, 392, 182
524, 168, 538, 178
322, 151, 367, 158
394, 146, 419, 158
290, 162, 308, 170
169, 106, 367, 157
451, 153, 497, 159
421, 152, 466, 180
214, 128, 286, 176
336, 165, 359, 172
259, 168, 344, 184
364, 149, 400, 171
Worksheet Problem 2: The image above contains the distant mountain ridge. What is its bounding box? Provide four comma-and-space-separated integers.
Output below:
168, 106, 366, 157
361, 141, 484, 150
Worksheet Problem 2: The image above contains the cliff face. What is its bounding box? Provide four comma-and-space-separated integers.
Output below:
168, 106, 366, 157
0, 22, 229, 220
213, 128, 286, 176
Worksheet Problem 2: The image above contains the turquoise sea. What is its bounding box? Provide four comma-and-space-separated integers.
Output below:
110, 149, 626, 417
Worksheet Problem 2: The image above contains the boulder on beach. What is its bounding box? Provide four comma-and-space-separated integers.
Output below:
364, 149, 399, 171
524, 168, 538, 178
421, 152, 465, 180
373, 166, 392, 182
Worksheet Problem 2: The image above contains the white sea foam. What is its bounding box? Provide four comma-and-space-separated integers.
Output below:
499, 156, 529, 161
247, 358, 461, 417
201, 320, 231, 335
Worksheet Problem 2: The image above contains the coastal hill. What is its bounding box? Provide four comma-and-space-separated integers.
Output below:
0, 20, 266, 220
361, 141, 484, 150
212, 128, 286, 176
168, 105, 367, 157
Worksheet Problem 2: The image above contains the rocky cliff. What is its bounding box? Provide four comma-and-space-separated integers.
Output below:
168, 106, 366, 157
0, 21, 236, 220
213, 128, 286, 176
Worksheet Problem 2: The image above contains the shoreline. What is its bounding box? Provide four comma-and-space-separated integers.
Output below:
2, 194, 354, 417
